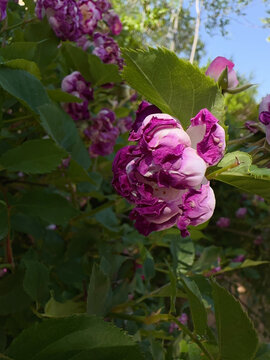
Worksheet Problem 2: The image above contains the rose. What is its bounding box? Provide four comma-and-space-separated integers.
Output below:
61, 71, 93, 121
259, 94, 270, 144
112, 102, 225, 236
216, 217, 230, 228
235, 207, 247, 218
103, 10, 122, 35
84, 109, 119, 157
206, 56, 239, 89
0, 0, 8, 21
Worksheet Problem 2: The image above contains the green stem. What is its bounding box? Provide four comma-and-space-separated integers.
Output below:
169, 315, 215, 360
3, 114, 33, 124
207, 158, 240, 180
0, 18, 36, 34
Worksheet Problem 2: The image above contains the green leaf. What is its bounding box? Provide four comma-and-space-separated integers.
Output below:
217, 151, 252, 173
212, 280, 258, 360
0, 271, 31, 315
94, 207, 120, 232
215, 173, 270, 201
0, 201, 8, 241
122, 47, 224, 129
14, 190, 78, 226
44, 297, 86, 318
0, 42, 37, 60
87, 264, 111, 316
170, 237, 195, 274
6, 315, 144, 360
218, 259, 268, 274
180, 276, 207, 336
47, 89, 83, 103
63, 43, 121, 86
0, 139, 66, 174
192, 246, 221, 273
38, 103, 91, 169
249, 165, 270, 178
0, 68, 50, 113
23, 260, 49, 302
2, 59, 41, 79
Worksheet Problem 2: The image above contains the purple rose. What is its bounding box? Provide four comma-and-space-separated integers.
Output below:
216, 217, 230, 228
93, 0, 111, 12
206, 56, 239, 89
85, 108, 119, 157
103, 10, 122, 35
169, 313, 188, 333
35, 0, 82, 41
117, 116, 133, 134
92, 32, 123, 68
235, 207, 247, 218
112, 102, 224, 237
177, 183, 215, 237
186, 108, 226, 166
61, 71, 93, 121
0, 0, 8, 21
78, 0, 101, 35
259, 94, 270, 144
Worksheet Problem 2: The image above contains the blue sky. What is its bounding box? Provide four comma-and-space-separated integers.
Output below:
199, 0, 270, 101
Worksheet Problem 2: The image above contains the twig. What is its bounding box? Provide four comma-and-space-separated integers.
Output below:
190, 0, 202, 64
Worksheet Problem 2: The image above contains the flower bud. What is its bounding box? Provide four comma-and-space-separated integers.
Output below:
216, 217, 230, 228
259, 94, 270, 144
206, 56, 239, 89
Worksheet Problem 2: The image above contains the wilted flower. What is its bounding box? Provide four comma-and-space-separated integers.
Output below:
216, 217, 230, 228
35, 0, 82, 41
103, 10, 122, 35
78, 0, 101, 35
259, 94, 270, 144
61, 71, 93, 121
84, 108, 119, 157
244, 120, 259, 134
235, 207, 247, 218
92, 32, 123, 68
206, 56, 239, 89
0, 0, 8, 21
112, 102, 225, 237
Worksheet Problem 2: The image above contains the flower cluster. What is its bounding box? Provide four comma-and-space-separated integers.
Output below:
112, 101, 226, 237
259, 94, 270, 145
0, 0, 8, 21
84, 108, 119, 157
61, 71, 93, 121
35, 0, 123, 66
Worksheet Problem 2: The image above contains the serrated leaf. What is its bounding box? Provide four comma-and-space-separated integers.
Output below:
122, 47, 224, 129
23, 260, 49, 302
0, 139, 66, 174
44, 297, 85, 317
6, 315, 144, 360
212, 280, 258, 360
87, 264, 111, 316
2, 59, 41, 79
0, 67, 50, 113
218, 259, 268, 274
215, 173, 270, 201
47, 89, 83, 103
14, 190, 78, 226
62, 43, 121, 86
170, 237, 195, 274
0, 42, 37, 60
38, 103, 91, 169
217, 151, 252, 173
249, 165, 270, 178
180, 276, 207, 336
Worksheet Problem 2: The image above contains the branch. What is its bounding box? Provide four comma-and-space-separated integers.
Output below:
189, 0, 202, 64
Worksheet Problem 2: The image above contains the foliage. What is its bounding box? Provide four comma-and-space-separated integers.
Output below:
0, 1, 269, 360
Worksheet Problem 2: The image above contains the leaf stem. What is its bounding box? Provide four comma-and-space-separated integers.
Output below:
207, 158, 240, 180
